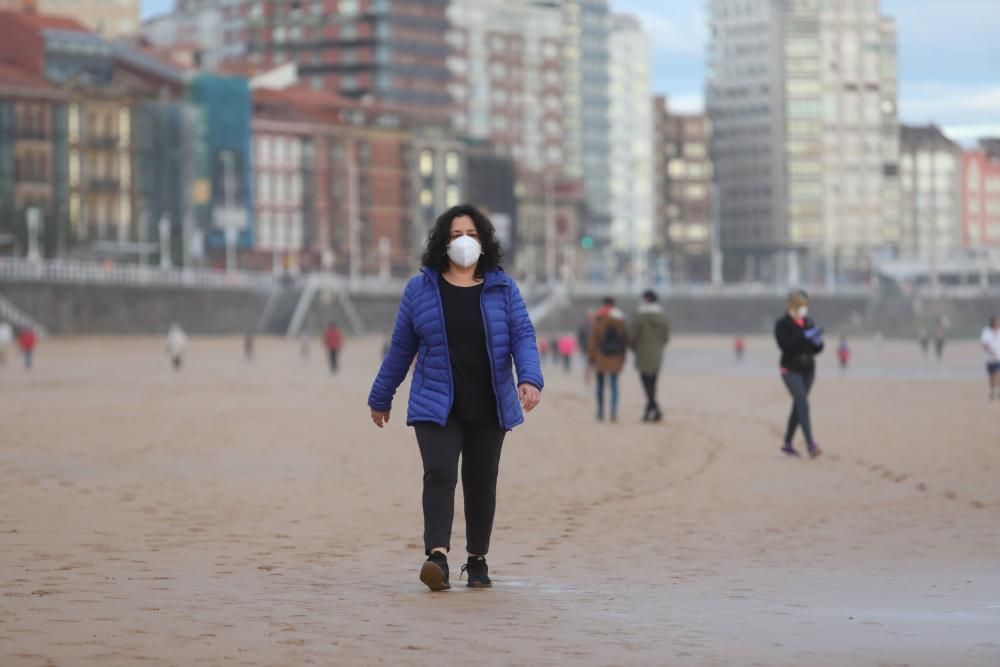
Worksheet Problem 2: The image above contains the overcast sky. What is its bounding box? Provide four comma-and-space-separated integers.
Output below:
141, 0, 1000, 141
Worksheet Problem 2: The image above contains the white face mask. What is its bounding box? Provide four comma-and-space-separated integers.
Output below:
796, 306, 809, 319
447, 235, 481, 268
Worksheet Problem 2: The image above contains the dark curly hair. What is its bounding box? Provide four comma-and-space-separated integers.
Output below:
421, 204, 503, 278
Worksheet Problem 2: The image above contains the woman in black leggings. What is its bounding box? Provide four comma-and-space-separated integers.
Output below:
368, 205, 543, 591
774, 290, 824, 458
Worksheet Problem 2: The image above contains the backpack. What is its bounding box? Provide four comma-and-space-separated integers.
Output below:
600, 322, 626, 356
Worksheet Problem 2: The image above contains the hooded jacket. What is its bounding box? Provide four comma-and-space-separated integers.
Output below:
587, 306, 628, 374
368, 267, 543, 431
631, 302, 670, 375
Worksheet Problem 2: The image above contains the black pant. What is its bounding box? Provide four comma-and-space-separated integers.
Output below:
640, 372, 661, 419
782, 370, 815, 445
327, 349, 338, 373
414, 417, 506, 556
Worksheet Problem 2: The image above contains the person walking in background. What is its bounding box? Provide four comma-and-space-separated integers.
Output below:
323, 321, 343, 374
0, 320, 12, 366
934, 321, 947, 361
368, 204, 543, 592
631, 290, 670, 422
981, 316, 1000, 400
734, 335, 746, 362
165, 322, 186, 371
775, 290, 824, 458
557, 333, 576, 372
16, 326, 36, 370
837, 336, 851, 371
244, 330, 255, 363
537, 336, 551, 362
549, 335, 560, 364
919, 328, 930, 358
588, 296, 628, 422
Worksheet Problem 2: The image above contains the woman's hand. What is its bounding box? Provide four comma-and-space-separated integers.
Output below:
518, 384, 541, 412
371, 409, 391, 428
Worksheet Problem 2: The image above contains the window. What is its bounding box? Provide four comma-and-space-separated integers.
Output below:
258, 173, 269, 203
420, 188, 434, 208
339, 0, 359, 15
419, 150, 434, 177
445, 151, 460, 179
668, 160, 686, 178
445, 185, 460, 208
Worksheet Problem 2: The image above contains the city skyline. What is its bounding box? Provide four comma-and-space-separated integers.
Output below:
136, 0, 998, 143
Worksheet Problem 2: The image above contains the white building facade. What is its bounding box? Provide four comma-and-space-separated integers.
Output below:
608, 14, 654, 281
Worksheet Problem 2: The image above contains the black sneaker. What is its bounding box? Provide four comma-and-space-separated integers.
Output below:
420, 552, 450, 591
461, 556, 492, 588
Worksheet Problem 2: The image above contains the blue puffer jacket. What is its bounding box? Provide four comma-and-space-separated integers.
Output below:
368, 267, 543, 431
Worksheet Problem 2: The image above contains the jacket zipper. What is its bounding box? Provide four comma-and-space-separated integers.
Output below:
430, 272, 455, 424
479, 284, 504, 428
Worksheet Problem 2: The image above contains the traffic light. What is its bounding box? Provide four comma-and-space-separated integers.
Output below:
580, 236, 594, 250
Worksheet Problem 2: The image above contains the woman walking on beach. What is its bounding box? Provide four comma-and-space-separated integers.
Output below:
775, 290, 824, 458
368, 204, 543, 592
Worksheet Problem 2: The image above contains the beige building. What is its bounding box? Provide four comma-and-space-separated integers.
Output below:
36, 0, 140, 37
707, 0, 900, 284
900, 125, 962, 261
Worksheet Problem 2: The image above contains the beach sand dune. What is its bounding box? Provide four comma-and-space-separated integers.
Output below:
0, 336, 997, 666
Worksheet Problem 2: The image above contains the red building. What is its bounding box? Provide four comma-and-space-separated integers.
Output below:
251, 87, 416, 275
176, 0, 452, 122
962, 142, 1000, 248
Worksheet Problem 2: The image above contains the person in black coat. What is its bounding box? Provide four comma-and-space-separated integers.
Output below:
774, 290, 824, 458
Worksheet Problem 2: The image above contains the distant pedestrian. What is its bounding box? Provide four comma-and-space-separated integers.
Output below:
0, 321, 12, 366
367, 204, 542, 592
166, 322, 187, 371
17, 326, 37, 370
734, 335, 746, 362
837, 336, 851, 371
934, 323, 946, 361
244, 331, 255, 363
323, 321, 343, 373
537, 337, 551, 360
981, 316, 1000, 401
557, 333, 576, 372
775, 290, 824, 458
919, 328, 930, 358
577, 314, 591, 363
588, 296, 628, 422
631, 290, 670, 422
549, 335, 559, 364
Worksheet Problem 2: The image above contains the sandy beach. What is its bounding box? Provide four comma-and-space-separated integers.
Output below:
1, 335, 998, 666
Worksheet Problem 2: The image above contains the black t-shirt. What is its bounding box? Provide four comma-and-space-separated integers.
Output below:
438, 275, 498, 423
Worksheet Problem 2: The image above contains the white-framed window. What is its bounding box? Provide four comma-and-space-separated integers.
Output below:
419, 150, 434, 177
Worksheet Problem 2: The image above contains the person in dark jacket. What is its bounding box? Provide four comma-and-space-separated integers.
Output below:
774, 290, 824, 458
630, 290, 670, 422
368, 204, 543, 592
323, 322, 343, 373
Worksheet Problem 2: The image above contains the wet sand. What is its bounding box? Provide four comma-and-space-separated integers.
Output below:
1, 335, 998, 666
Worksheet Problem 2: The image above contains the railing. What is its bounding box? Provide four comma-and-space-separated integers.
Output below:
0, 258, 276, 291
0, 258, 883, 298
0, 293, 48, 337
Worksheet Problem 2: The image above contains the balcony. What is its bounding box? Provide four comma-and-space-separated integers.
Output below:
88, 177, 120, 192
87, 135, 119, 150
14, 129, 50, 141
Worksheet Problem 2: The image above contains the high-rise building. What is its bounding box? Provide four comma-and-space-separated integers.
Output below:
899, 125, 962, 261
654, 96, 713, 283
36, 0, 140, 37
962, 139, 1000, 249
149, 0, 451, 121
707, 0, 900, 284
447, 0, 565, 173
608, 13, 653, 281
561, 0, 612, 255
